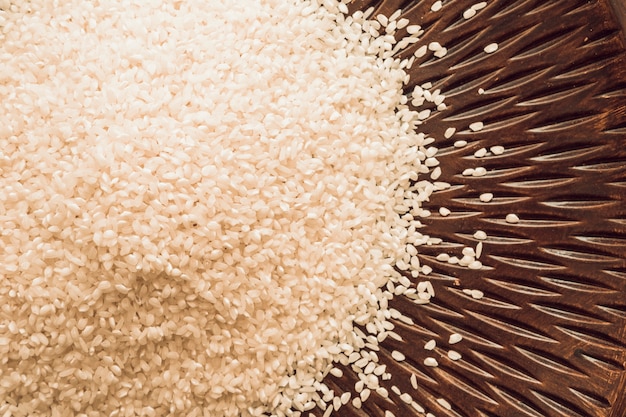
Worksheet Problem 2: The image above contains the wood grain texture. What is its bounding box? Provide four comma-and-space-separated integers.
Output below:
609, 0, 626, 42
323, 1, 626, 416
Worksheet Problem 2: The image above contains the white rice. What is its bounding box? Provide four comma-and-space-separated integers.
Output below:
0, 0, 453, 415
469, 121, 485, 131
424, 339, 437, 350
437, 397, 452, 410
448, 349, 462, 360
479, 192, 494, 202
506, 213, 521, 223
449, 333, 463, 344
473, 230, 488, 240
431, 1, 443, 12
484, 42, 499, 53
424, 357, 439, 367
391, 350, 406, 361
463, 7, 477, 19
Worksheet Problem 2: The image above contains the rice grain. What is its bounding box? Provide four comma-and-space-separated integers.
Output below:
0, 1, 453, 415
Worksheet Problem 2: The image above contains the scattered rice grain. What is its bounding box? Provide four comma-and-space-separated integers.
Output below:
437, 397, 453, 410
424, 357, 439, 367
469, 121, 484, 131
484, 43, 499, 53
474, 148, 488, 158
506, 213, 520, 223
391, 350, 406, 361
448, 350, 462, 361
463, 8, 477, 19
473, 230, 488, 240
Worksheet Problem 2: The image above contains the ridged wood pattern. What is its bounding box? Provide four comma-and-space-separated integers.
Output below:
320, 1, 626, 416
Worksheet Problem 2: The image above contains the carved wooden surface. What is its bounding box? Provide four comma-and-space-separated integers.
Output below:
322, 1, 626, 416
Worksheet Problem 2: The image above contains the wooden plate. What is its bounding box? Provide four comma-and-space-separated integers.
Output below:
321, 1, 626, 416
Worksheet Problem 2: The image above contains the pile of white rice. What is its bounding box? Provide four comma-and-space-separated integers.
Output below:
0, 1, 447, 416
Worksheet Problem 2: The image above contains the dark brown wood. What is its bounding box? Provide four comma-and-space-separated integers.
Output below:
330, 1, 626, 417
609, 0, 626, 42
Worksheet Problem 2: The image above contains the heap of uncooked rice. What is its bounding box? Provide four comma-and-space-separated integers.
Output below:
0, 0, 444, 416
